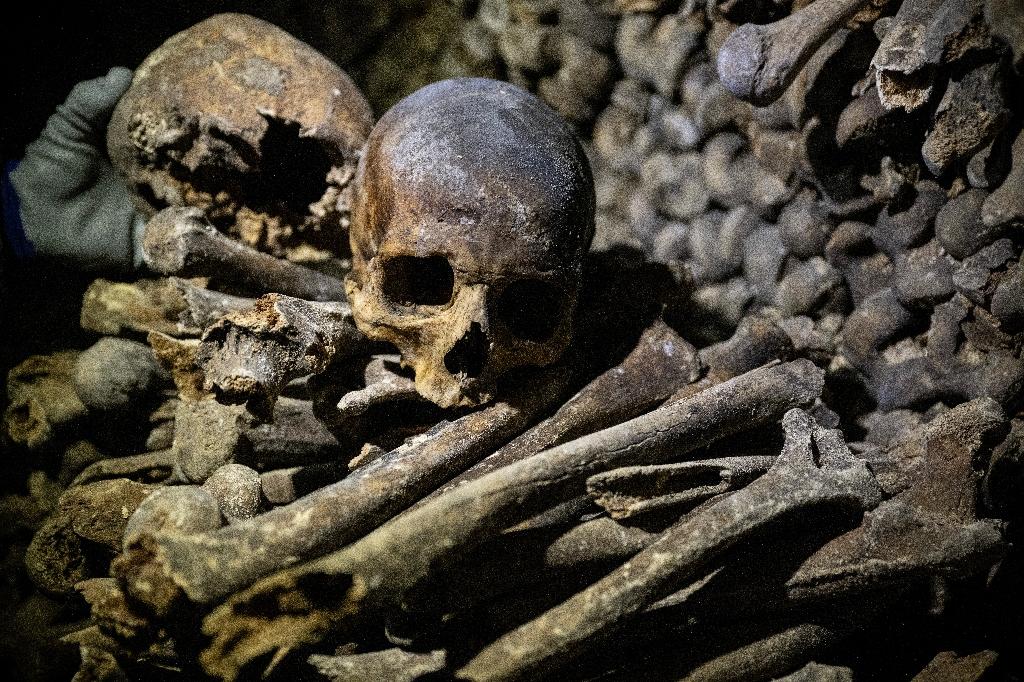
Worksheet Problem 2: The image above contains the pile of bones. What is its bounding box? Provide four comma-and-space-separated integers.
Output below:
2, 2, 1023, 680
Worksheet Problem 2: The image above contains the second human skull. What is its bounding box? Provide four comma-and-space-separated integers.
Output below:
347, 78, 595, 408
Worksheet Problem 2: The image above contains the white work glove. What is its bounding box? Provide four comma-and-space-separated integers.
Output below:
10, 67, 145, 271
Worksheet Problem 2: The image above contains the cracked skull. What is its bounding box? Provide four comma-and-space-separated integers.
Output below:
347, 78, 595, 408
107, 13, 373, 256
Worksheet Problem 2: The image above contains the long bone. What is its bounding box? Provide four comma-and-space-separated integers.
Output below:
198, 359, 823, 680
716, 0, 871, 106
113, 366, 572, 611
425, 313, 790, 504
421, 319, 702, 502
142, 207, 347, 302
455, 409, 881, 681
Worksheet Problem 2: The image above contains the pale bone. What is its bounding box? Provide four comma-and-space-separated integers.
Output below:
307, 648, 446, 682
456, 409, 881, 680
80, 277, 191, 337
197, 359, 823, 680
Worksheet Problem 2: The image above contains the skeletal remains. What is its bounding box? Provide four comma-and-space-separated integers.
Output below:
3, 2, 1023, 680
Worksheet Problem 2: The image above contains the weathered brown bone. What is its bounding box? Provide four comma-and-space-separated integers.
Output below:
457, 409, 881, 680
195, 293, 371, 415
871, 0, 992, 112
716, 0, 871, 106
199, 360, 823, 679
107, 12, 373, 254
4, 352, 88, 451
348, 77, 595, 408
587, 455, 776, 519
114, 366, 571, 610
143, 207, 347, 301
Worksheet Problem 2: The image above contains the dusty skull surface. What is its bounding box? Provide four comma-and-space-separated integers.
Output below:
347, 77, 595, 408
107, 13, 373, 256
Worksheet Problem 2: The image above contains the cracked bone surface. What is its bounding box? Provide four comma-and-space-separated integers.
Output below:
198, 360, 823, 678
194, 293, 372, 416
107, 12, 373, 255
346, 77, 595, 408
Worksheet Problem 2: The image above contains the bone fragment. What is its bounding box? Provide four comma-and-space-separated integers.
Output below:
148, 332, 205, 400
142, 207, 347, 301
170, 277, 256, 331
717, 0, 870, 106
871, 0, 990, 112
457, 409, 881, 680
981, 128, 1024, 228
4, 352, 88, 451
198, 360, 823, 679
308, 648, 446, 682
196, 293, 371, 416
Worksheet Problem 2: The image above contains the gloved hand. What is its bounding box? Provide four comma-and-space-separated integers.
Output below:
9, 67, 145, 271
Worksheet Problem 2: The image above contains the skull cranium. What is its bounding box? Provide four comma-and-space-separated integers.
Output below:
347, 78, 595, 408
107, 13, 373, 257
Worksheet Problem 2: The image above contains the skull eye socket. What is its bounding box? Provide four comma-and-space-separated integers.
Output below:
380, 256, 455, 307
495, 279, 564, 342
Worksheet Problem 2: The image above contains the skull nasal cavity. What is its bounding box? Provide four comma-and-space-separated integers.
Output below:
445, 322, 489, 378
381, 256, 455, 306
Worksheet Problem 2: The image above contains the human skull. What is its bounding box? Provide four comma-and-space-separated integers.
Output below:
107, 13, 373, 256
347, 78, 595, 408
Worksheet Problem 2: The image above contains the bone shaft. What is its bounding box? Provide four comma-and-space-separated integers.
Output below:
422, 320, 701, 502
717, 0, 869, 105
140, 368, 571, 603
300, 361, 820, 610
199, 361, 824, 675
144, 208, 346, 301
456, 469, 855, 681
678, 620, 853, 682
171, 278, 255, 330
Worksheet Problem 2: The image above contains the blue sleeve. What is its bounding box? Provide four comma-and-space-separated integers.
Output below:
2, 160, 36, 259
